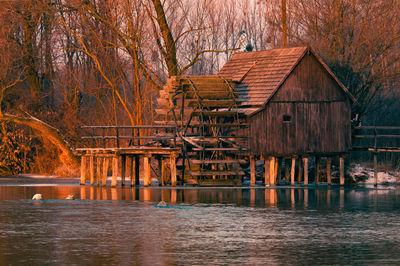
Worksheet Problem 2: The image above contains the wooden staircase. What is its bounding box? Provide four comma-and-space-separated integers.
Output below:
155, 76, 249, 185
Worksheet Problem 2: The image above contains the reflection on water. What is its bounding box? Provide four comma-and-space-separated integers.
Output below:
0, 179, 400, 265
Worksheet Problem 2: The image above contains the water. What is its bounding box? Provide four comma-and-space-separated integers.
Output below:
1, 177, 400, 265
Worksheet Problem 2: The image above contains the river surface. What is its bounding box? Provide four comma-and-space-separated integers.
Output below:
0, 177, 400, 265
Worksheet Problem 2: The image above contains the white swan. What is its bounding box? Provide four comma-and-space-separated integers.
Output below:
65, 194, 75, 200
157, 201, 167, 207
32, 194, 42, 200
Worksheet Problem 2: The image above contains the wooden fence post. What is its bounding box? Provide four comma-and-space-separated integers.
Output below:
373, 152, 378, 186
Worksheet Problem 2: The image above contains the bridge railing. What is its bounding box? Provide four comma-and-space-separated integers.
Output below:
80, 125, 177, 148
352, 126, 400, 152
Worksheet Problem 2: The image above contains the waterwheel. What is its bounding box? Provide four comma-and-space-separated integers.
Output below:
155, 76, 248, 185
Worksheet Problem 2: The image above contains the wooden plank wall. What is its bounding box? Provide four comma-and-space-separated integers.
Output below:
249, 53, 352, 156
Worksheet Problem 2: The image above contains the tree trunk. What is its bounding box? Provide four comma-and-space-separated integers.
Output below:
151, 0, 179, 76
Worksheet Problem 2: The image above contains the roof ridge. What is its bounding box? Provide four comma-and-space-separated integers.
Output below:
233, 46, 307, 55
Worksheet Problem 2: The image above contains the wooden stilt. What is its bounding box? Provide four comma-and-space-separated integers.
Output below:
121, 155, 126, 186
270, 156, 276, 185
111, 156, 118, 187
276, 157, 282, 185
170, 153, 177, 186
80, 155, 87, 185
373, 153, 378, 186
326, 157, 332, 185
315, 156, 320, 185
339, 156, 345, 185
130, 156, 134, 186
298, 157, 302, 184
250, 155, 256, 186
303, 157, 308, 186
144, 156, 150, 187
135, 156, 140, 186
89, 155, 95, 186
96, 157, 102, 186
102, 157, 109, 187
285, 158, 290, 183
290, 157, 296, 185
264, 157, 270, 186
158, 156, 165, 186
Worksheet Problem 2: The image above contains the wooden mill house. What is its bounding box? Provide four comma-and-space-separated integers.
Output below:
78, 46, 355, 187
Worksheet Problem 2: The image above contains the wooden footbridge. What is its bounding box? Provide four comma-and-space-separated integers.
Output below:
77, 76, 249, 187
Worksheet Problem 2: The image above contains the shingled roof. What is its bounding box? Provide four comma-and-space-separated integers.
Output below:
218, 46, 355, 115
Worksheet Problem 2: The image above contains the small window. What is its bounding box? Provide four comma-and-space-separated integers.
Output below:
283, 115, 291, 122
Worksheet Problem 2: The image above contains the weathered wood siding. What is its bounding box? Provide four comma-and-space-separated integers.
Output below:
249, 53, 351, 156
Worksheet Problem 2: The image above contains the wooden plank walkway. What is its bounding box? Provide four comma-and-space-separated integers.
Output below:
77, 125, 181, 187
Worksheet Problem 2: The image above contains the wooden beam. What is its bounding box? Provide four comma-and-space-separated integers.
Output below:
111, 156, 118, 187
144, 156, 150, 187
303, 157, 308, 186
80, 155, 87, 185
250, 155, 256, 186
121, 155, 126, 186
290, 157, 296, 185
339, 156, 345, 186
326, 157, 332, 185
170, 153, 177, 186
102, 157, 109, 187
89, 155, 95, 186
